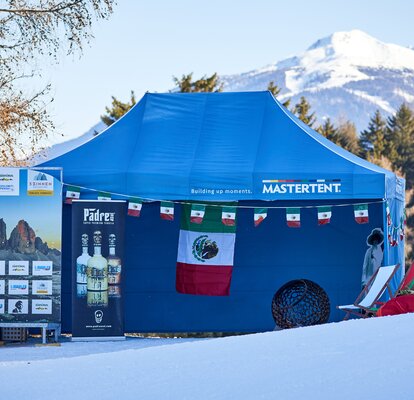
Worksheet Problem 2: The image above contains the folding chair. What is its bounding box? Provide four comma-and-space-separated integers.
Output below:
337, 264, 400, 320
396, 263, 414, 295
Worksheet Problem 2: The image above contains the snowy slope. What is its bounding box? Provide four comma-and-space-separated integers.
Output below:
222, 30, 414, 131
0, 314, 413, 400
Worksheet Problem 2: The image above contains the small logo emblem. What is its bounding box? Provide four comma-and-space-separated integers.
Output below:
95, 310, 103, 324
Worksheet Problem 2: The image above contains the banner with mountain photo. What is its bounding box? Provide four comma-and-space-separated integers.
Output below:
0, 168, 62, 323
176, 203, 237, 296
71, 200, 126, 341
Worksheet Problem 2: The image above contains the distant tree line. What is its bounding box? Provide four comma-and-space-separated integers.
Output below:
101, 73, 414, 261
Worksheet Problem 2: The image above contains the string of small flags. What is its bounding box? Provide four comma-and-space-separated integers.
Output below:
386, 202, 406, 247
63, 184, 392, 228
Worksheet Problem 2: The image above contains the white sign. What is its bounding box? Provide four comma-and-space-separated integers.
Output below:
8, 260, 29, 275
8, 279, 29, 295
0, 168, 19, 196
32, 280, 52, 295
8, 299, 28, 314
32, 299, 52, 314
0, 260, 5, 275
32, 261, 53, 276
0, 299, 4, 314
0, 280, 4, 295
27, 170, 54, 196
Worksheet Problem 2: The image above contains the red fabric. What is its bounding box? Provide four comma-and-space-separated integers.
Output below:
377, 295, 414, 317
399, 263, 414, 291
176, 262, 233, 296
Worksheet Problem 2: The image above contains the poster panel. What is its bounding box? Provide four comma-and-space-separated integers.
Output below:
0, 168, 62, 323
72, 201, 126, 340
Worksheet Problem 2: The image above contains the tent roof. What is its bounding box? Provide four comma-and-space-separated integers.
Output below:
39, 91, 404, 201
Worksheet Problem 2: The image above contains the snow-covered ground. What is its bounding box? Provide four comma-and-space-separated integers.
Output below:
1, 314, 413, 399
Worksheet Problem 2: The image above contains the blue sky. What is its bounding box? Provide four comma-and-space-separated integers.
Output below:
42, 0, 414, 142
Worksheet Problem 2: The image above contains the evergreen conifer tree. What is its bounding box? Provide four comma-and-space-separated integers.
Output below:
337, 121, 360, 154
173, 73, 223, 93
101, 91, 136, 127
293, 96, 316, 128
386, 103, 414, 185
359, 110, 387, 159
317, 118, 339, 143
267, 81, 290, 108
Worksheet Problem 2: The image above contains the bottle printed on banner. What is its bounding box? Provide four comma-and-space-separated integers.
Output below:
107, 233, 122, 285
87, 289, 108, 307
77, 283, 87, 298
76, 234, 91, 284
87, 231, 108, 292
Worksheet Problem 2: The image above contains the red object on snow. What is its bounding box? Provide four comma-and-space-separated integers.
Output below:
377, 294, 414, 317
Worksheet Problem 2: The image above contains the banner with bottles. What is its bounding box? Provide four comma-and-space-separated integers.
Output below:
0, 168, 62, 323
71, 200, 126, 340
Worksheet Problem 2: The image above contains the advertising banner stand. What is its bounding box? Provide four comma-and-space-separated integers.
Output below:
0, 167, 62, 343
71, 200, 126, 341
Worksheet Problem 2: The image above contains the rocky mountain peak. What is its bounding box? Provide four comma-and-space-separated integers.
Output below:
8, 219, 36, 254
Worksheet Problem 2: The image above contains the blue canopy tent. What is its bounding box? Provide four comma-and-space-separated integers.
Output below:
39, 91, 405, 332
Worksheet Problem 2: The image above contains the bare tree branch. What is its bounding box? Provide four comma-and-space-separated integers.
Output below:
0, 0, 116, 166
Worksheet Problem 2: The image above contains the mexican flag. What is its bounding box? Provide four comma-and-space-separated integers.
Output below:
354, 204, 369, 224
160, 201, 174, 220
386, 202, 391, 226
65, 186, 80, 204
176, 204, 236, 296
254, 208, 267, 227
190, 204, 205, 224
98, 192, 111, 201
128, 198, 142, 217
286, 208, 300, 228
222, 206, 236, 226
317, 206, 331, 225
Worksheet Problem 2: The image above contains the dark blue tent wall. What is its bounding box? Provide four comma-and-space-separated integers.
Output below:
60, 199, 384, 333
41, 91, 405, 332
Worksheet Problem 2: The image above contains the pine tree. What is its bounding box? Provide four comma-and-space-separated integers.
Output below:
293, 96, 316, 128
101, 91, 136, 127
173, 73, 223, 93
317, 118, 339, 143
267, 81, 290, 108
337, 121, 360, 154
359, 110, 387, 159
386, 103, 414, 185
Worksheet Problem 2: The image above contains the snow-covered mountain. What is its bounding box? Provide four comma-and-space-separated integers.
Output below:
222, 29, 414, 131
40, 30, 414, 158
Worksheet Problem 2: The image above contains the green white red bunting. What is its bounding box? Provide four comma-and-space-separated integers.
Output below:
63, 187, 387, 230
317, 206, 332, 225
128, 198, 143, 217
65, 186, 80, 204
400, 210, 407, 240
354, 204, 369, 224
254, 208, 267, 227
222, 206, 236, 226
98, 192, 111, 201
190, 204, 206, 224
176, 204, 236, 296
386, 202, 391, 226
160, 201, 174, 220
286, 208, 300, 228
